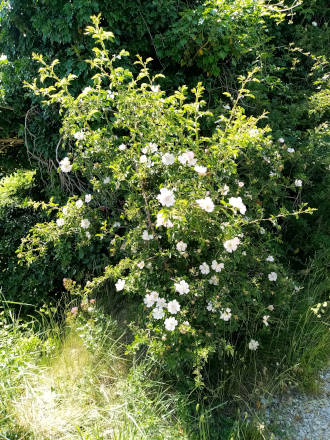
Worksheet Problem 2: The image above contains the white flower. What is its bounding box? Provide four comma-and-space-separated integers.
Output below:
74, 131, 85, 141
140, 154, 148, 164
223, 237, 240, 253
56, 218, 65, 227
248, 339, 259, 351
85, 194, 92, 203
266, 255, 274, 262
164, 317, 178, 331
260, 227, 266, 235
238, 181, 245, 187
206, 301, 215, 312
278, 137, 285, 143
221, 184, 230, 195
156, 297, 167, 308
157, 188, 175, 207
228, 196, 246, 215
59, 157, 72, 173
178, 150, 197, 166
142, 230, 153, 241
211, 260, 224, 272
156, 212, 173, 228
194, 165, 207, 175
262, 315, 270, 327
223, 104, 230, 110
142, 143, 158, 154
208, 275, 219, 286
0, 54, 7, 61
312, 21, 317, 27
199, 262, 210, 275
115, 279, 125, 291
151, 85, 160, 93
80, 219, 90, 229
268, 272, 277, 282
85, 231, 91, 239
287, 147, 295, 153
107, 90, 115, 99
113, 222, 121, 228
152, 307, 164, 319
176, 241, 187, 253
63, 206, 69, 215
267, 304, 274, 311
167, 299, 181, 315
144, 291, 159, 308
76, 199, 83, 209
174, 280, 190, 295
220, 308, 232, 321
295, 179, 302, 187
196, 197, 215, 212
137, 261, 145, 269
162, 152, 175, 166
103, 177, 110, 184
118, 143, 127, 151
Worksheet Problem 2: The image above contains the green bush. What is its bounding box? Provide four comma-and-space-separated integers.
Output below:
18, 16, 319, 387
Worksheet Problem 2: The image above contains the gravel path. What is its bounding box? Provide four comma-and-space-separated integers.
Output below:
264, 368, 330, 439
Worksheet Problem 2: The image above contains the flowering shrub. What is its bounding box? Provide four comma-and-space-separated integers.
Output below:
20, 16, 314, 386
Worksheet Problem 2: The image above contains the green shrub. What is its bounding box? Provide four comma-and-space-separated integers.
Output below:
17, 16, 320, 388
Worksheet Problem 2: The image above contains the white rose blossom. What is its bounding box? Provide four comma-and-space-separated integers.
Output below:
74, 131, 85, 141
142, 230, 153, 241
157, 188, 175, 207
76, 199, 83, 209
162, 153, 175, 166
196, 197, 215, 212
278, 137, 285, 143
208, 275, 219, 286
103, 177, 110, 184
156, 212, 173, 228
228, 196, 246, 215
174, 280, 190, 295
295, 179, 302, 187
220, 308, 232, 321
194, 165, 207, 175
287, 147, 295, 153
167, 299, 181, 315
199, 262, 210, 275
144, 291, 159, 308
262, 315, 270, 327
56, 218, 65, 227
142, 143, 158, 154
221, 184, 230, 195
268, 272, 278, 282
248, 339, 259, 351
137, 261, 145, 269
80, 219, 90, 229
178, 150, 197, 166
152, 307, 164, 319
85, 194, 92, 203
206, 301, 215, 312
211, 260, 224, 272
164, 317, 178, 331
266, 255, 274, 262
115, 279, 125, 291
59, 157, 72, 173
156, 297, 167, 309
223, 237, 240, 253
176, 241, 187, 253
118, 143, 127, 151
